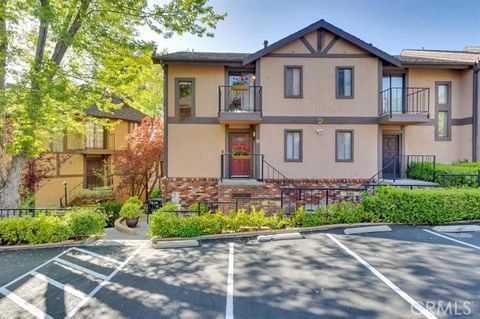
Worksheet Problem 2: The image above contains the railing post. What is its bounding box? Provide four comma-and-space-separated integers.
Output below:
477, 170, 480, 188
261, 154, 264, 181
389, 88, 393, 118
218, 86, 221, 114
220, 153, 224, 182
393, 159, 397, 182
433, 156, 436, 183
281, 190, 284, 210
326, 190, 329, 206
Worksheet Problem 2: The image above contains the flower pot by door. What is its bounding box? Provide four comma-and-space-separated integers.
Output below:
125, 217, 139, 228
230, 132, 250, 177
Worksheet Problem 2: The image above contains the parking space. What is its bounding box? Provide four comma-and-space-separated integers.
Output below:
1, 226, 480, 318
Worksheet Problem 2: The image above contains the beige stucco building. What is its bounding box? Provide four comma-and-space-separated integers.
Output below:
34, 104, 146, 207
154, 19, 480, 205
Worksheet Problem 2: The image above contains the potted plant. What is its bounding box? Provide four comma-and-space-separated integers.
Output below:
231, 79, 249, 91
232, 145, 250, 160
120, 197, 144, 228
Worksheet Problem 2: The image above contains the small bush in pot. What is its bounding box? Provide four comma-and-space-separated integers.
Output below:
120, 197, 144, 228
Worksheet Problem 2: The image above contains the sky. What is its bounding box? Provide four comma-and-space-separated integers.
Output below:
143, 0, 480, 55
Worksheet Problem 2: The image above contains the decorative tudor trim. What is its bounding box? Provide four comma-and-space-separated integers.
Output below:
243, 19, 401, 66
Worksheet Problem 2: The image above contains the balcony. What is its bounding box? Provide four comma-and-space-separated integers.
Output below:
218, 85, 262, 124
71, 133, 116, 154
379, 87, 430, 124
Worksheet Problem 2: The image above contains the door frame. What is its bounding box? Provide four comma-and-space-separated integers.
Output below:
224, 126, 254, 179
228, 131, 252, 178
382, 133, 402, 179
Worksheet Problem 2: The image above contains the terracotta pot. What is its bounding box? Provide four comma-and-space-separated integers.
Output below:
232, 155, 250, 160
125, 217, 139, 228
231, 85, 249, 91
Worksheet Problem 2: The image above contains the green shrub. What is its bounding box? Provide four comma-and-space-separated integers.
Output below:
149, 211, 223, 238
150, 188, 162, 199
120, 202, 143, 219
158, 202, 179, 212
125, 196, 143, 206
408, 161, 480, 187
71, 186, 114, 204
100, 201, 123, 227
187, 202, 211, 215
362, 187, 480, 224
66, 208, 106, 238
0, 215, 72, 245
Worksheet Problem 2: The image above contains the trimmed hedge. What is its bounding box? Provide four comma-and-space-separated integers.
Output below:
408, 161, 480, 187
149, 206, 289, 238
100, 201, 123, 227
362, 187, 480, 224
0, 207, 106, 245
289, 203, 371, 228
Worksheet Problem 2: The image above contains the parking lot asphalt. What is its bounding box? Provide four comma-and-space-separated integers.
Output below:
0, 225, 479, 319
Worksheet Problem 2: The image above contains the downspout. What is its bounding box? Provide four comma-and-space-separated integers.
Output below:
473, 63, 479, 161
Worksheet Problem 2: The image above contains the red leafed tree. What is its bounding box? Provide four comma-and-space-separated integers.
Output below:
113, 118, 164, 197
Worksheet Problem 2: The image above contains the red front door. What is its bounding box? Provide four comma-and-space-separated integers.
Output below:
230, 133, 250, 177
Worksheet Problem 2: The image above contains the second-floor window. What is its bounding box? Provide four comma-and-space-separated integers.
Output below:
284, 66, 302, 98
336, 67, 354, 98
86, 122, 105, 148
51, 134, 65, 152
176, 78, 195, 119
436, 82, 451, 141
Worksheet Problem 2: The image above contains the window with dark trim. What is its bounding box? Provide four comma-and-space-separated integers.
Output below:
336, 67, 354, 98
284, 66, 302, 98
435, 82, 451, 141
336, 130, 354, 162
284, 130, 302, 162
86, 122, 105, 149
51, 134, 66, 152
175, 78, 195, 119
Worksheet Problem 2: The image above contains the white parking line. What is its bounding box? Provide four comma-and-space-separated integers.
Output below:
54, 258, 109, 280
31, 271, 87, 299
0, 287, 53, 319
225, 242, 234, 319
71, 247, 122, 265
65, 243, 147, 319
327, 234, 438, 319
424, 229, 480, 250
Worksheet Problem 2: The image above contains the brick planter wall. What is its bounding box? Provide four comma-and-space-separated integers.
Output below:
162, 177, 368, 212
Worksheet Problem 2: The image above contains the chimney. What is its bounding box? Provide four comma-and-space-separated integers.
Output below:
263, 40, 268, 48
465, 46, 480, 53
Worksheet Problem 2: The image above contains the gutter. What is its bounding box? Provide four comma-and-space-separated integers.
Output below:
473, 63, 479, 161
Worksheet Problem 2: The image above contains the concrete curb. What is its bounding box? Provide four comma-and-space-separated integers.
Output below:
344, 225, 392, 235
0, 235, 99, 252
257, 233, 304, 242
150, 219, 480, 244
114, 217, 137, 235
154, 240, 200, 249
433, 225, 480, 233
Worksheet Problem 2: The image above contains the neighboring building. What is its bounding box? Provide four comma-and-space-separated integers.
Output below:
34, 103, 146, 207
154, 19, 480, 205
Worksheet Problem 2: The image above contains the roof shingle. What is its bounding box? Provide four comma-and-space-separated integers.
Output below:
85, 104, 147, 122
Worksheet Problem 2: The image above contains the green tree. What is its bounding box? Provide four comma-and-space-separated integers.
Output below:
0, 0, 225, 209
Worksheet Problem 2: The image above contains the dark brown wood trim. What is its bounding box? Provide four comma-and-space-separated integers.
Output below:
322, 35, 339, 54
335, 129, 354, 162
300, 36, 316, 55
284, 129, 303, 162
163, 65, 168, 177
317, 29, 325, 52
174, 77, 196, 121
268, 53, 373, 58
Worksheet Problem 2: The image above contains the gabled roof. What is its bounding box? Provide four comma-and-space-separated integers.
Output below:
397, 55, 475, 66
242, 19, 401, 67
153, 51, 250, 64
400, 49, 479, 65
86, 103, 147, 122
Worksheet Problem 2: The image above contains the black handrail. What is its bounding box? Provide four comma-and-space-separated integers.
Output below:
218, 86, 262, 113
380, 87, 430, 117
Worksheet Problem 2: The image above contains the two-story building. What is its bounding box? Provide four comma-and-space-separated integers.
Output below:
34, 103, 146, 207
154, 19, 480, 205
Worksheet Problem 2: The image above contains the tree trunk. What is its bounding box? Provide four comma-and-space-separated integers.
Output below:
0, 156, 27, 209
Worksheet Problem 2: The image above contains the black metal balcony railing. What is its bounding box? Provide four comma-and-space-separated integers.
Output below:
380, 87, 430, 117
218, 86, 262, 113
